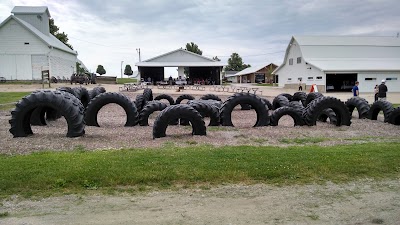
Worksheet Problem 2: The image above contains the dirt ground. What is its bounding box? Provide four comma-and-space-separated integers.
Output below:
1, 83, 400, 224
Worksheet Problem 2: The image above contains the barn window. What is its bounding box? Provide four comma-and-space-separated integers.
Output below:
24, 42, 30, 45
297, 57, 301, 64
386, 78, 398, 80
316, 76, 322, 80
307, 77, 314, 80
365, 78, 376, 81
289, 58, 293, 65
288, 78, 292, 81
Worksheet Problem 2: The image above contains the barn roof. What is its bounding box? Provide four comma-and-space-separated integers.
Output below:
12, 6, 50, 17
234, 63, 277, 76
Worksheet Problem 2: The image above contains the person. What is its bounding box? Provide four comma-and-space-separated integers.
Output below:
298, 79, 303, 91
352, 81, 359, 96
378, 79, 388, 101
374, 84, 379, 102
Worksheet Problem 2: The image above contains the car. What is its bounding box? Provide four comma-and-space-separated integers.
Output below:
0, 77, 6, 83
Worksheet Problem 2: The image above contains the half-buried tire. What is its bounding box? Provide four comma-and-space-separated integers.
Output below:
388, 107, 400, 125
188, 101, 220, 126
272, 95, 289, 110
367, 100, 393, 123
304, 92, 323, 107
153, 104, 206, 139
220, 93, 269, 127
85, 92, 139, 127
303, 96, 351, 126
9, 90, 85, 138
200, 94, 221, 101
143, 88, 153, 102
73, 87, 90, 108
154, 94, 175, 105
270, 106, 305, 126
139, 101, 168, 126
345, 97, 370, 119
318, 108, 337, 124
175, 94, 195, 104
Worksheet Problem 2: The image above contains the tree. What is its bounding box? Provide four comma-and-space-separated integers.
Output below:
185, 42, 202, 55
76, 62, 87, 74
49, 18, 73, 50
225, 53, 251, 71
124, 65, 133, 76
213, 56, 221, 61
96, 65, 106, 75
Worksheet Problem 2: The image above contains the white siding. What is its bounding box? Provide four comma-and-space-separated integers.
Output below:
275, 40, 325, 87
31, 55, 48, 80
358, 72, 400, 93
0, 19, 49, 55
150, 51, 212, 63
49, 48, 76, 79
0, 54, 32, 80
14, 14, 50, 35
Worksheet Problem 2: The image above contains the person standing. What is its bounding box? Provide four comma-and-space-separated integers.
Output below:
374, 84, 379, 102
378, 80, 388, 101
298, 79, 303, 91
352, 81, 359, 96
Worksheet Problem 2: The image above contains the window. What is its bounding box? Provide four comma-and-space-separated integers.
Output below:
289, 58, 293, 65
365, 78, 377, 81
288, 78, 292, 81
297, 57, 301, 64
24, 42, 29, 45
298, 77, 302, 81
316, 76, 322, 80
386, 78, 398, 80
307, 77, 313, 80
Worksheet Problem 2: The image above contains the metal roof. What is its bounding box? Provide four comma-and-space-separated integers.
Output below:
136, 49, 226, 67
233, 63, 277, 76
273, 36, 400, 73
0, 16, 77, 55
12, 6, 50, 17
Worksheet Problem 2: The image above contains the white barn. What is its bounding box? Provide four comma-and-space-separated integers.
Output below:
0, 6, 78, 81
273, 36, 400, 93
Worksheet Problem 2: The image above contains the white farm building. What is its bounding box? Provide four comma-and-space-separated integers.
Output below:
273, 36, 400, 93
0, 6, 77, 81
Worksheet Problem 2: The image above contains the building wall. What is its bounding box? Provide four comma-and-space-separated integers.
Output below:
150, 50, 212, 63
357, 71, 400, 93
14, 14, 50, 35
49, 48, 76, 79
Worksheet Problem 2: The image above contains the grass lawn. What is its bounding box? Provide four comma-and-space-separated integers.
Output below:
255, 83, 274, 86
0, 142, 399, 198
116, 78, 137, 84
0, 92, 31, 110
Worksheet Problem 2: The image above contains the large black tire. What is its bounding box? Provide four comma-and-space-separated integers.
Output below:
270, 106, 305, 126
188, 101, 220, 126
261, 98, 273, 110
200, 94, 221, 102
153, 104, 206, 138
175, 94, 195, 104
135, 94, 146, 112
279, 93, 293, 101
73, 87, 90, 108
138, 101, 168, 126
143, 88, 153, 102
345, 97, 370, 119
292, 92, 307, 106
56, 87, 78, 98
96, 86, 106, 93
367, 100, 393, 122
388, 107, 400, 125
9, 90, 85, 138
318, 108, 337, 124
305, 92, 323, 107
85, 92, 139, 127
303, 96, 351, 126
154, 94, 175, 105
288, 101, 305, 111
188, 100, 222, 109
272, 95, 290, 110
89, 86, 105, 99
220, 93, 269, 127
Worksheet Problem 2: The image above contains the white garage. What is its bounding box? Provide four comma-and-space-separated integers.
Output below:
273, 36, 400, 93
0, 6, 77, 81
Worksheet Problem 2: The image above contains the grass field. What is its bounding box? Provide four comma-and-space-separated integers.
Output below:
0, 142, 399, 199
0, 92, 31, 110
116, 78, 137, 84
255, 83, 274, 86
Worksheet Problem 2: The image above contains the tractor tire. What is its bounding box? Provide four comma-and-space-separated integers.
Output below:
73, 87, 90, 108
388, 107, 400, 125
270, 106, 305, 126
200, 94, 222, 101
261, 98, 273, 110
345, 97, 370, 119
56, 87, 78, 98
318, 108, 337, 124
9, 90, 85, 138
154, 94, 175, 105
304, 92, 323, 107
188, 101, 220, 126
175, 94, 195, 104
153, 104, 206, 138
303, 96, 351, 126
135, 94, 146, 112
220, 93, 269, 127
188, 100, 222, 109
143, 88, 153, 101
138, 101, 168, 126
292, 92, 307, 106
278, 93, 293, 101
85, 92, 139, 127
272, 95, 290, 110
367, 100, 393, 122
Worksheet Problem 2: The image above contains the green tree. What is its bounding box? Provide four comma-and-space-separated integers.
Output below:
96, 65, 106, 75
49, 18, 73, 50
124, 65, 133, 75
213, 56, 221, 61
225, 53, 251, 71
76, 62, 87, 74
185, 42, 202, 55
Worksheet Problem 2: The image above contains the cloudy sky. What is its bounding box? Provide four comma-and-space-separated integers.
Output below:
1, 0, 399, 77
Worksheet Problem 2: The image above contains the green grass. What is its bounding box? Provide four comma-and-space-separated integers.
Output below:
0, 80, 34, 85
279, 137, 329, 144
0, 143, 399, 198
0, 92, 31, 110
393, 104, 399, 108
255, 83, 273, 86
116, 78, 137, 84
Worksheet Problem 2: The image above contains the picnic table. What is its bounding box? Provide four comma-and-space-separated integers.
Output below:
119, 83, 139, 92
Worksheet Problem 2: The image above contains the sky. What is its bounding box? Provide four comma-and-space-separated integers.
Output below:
1, 0, 400, 77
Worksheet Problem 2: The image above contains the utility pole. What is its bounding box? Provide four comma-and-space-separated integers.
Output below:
120, 61, 124, 78
136, 48, 141, 62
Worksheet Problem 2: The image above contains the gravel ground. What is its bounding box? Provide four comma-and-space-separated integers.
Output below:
1, 92, 399, 155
